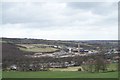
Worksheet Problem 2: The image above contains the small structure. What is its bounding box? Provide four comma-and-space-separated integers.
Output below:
34, 53, 42, 55
10, 65, 17, 70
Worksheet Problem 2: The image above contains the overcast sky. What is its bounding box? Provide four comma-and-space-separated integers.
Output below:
1, 2, 118, 40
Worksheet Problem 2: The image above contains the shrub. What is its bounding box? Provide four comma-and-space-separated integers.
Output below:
78, 68, 81, 71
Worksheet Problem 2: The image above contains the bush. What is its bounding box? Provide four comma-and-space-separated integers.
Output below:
78, 68, 82, 71
107, 70, 116, 72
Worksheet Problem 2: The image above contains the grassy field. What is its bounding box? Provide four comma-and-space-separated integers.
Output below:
81, 63, 118, 72
17, 44, 59, 53
0, 70, 2, 79
49, 66, 84, 71
19, 47, 58, 53
108, 63, 118, 71
49, 63, 118, 72
2, 63, 118, 78
2, 71, 118, 78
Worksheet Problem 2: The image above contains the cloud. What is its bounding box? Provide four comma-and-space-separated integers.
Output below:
1, 2, 118, 40
67, 2, 117, 15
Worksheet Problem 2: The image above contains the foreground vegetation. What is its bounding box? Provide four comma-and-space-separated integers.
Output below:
2, 71, 118, 78
2, 63, 118, 78
49, 63, 118, 72
0, 70, 2, 79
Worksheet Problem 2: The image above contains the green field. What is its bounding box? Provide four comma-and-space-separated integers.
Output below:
50, 66, 84, 71
2, 71, 118, 78
82, 63, 118, 72
17, 44, 59, 53
0, 71, 2, 79
2, 63, 118, 78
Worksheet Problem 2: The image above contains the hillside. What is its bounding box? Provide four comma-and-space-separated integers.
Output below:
1, 37, 78, 47
17, 44, 60, 53
2, 43, 33, 69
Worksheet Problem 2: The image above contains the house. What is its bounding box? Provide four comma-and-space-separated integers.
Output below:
10, 65, 17, 70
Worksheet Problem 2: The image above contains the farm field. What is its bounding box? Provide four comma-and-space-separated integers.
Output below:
17, 44, 59, 53
49, 66, 84, 71
82, 63, 118, 72
49, 63, 118, 72
2, 71, 118, 78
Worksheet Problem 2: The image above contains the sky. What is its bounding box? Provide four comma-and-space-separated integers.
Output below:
1, 2, 118, 40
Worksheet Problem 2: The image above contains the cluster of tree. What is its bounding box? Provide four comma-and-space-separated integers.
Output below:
85, 55, 109, 72
84, 47, 113, 73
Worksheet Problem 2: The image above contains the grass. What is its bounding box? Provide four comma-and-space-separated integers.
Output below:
0, 70, 2, 79
108, 63, 118, 71
2, 71, 118, 78
17, 44, 59, 53
19, 47, 59, 53
2, 63, 118, 78
49, 66, 83, 71
82, 63, 118, 72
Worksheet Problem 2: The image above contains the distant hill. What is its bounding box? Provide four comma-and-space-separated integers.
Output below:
1, 37, 78, 47
1, 37, 118, 50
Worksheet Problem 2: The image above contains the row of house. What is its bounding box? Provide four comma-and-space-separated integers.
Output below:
7, 61, 80, 71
